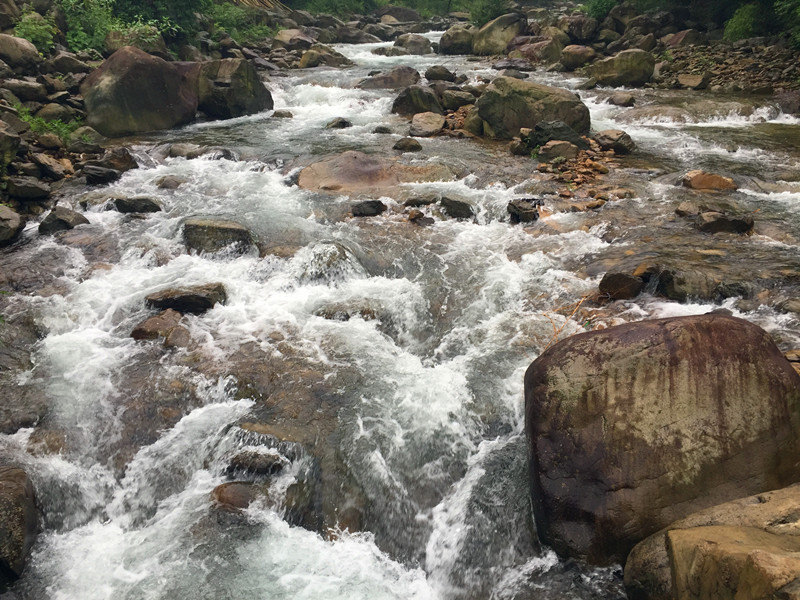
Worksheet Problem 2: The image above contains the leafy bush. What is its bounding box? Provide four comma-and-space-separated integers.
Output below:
302, 0, 379, 17
724, 2, 763, 39
15, 104, 83, 143
776, 0, 800, 44
468, 0, 511, 25
209, 2, 275, 43
582, 0, 617, 20
59, 0, 117, 52
114, 0, 211, 31
14, 7, 57, 52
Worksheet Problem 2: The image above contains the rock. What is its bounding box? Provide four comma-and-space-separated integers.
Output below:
439, 24, 475, 55
393, 137, 422, 152
211, 481, 257, 512
473, 13, 527, 56
560, 45, 597, 70
298, 44, 353, 68
409, 111, 445, 137
524, 120, 589, 150
0, 121, 20, 167
197, 58, 273, 120
424, 65, 456, 82
352, 200, 387, 217
0, 205, 23, 246
66, 126, 105, 153
105, 28, 169, 60
391, 85, 443, 116
475, 76, 590, 140
516, 39, 563, 65
697, 211, 754, 234
599, 272, 644, 299
273, 29, 315, 51
227, 450, 285, 476
46, 51, 90, 74
183, 218, 254, 254
272, 110, 293, 119
682, 170, 737, 191
298, 151, 453, 195
168, 143, 205, 159
442, 90, 475, 111
7, 176, 49, 200
335, 27, 381, 45
31, 153, 72, 180
394, 33, 431, 55
373, 125, 391, 134
608, 92, 635, 107
0, 34, 41, 73
35, 103, 74, 123
155, 175, 186, 190
370, 46, 409, 57
131, 309, 183, 341
589, 49, 656, 87
3, 79, 47, 102
561, 14, 598, 43
357, 66, 420, 90
83, 165, 121, 185
374, 5, 420, 22
145, 283, 228, 315
0, 0, 20, 30
38, 206, 89, 235
625, 484, 800, 600
594, 129, 636, 154
666, 29, 706, 48
677, 72, 711, 90
538, 140, 579, 161
440, 196, 473, 219
325, 117, 352, 129
111, 197, 162, 214
525, 313, 800, 565
0, 467, 37, 590
507, 198, 540, 223
81, 46, 197, 137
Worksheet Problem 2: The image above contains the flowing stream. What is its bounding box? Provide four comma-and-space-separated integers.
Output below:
1, 32, 800, 600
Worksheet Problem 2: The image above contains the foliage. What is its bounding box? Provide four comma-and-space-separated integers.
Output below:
776, 0, 800, 45
59, 0, 117, 51
113, 0, 211, 32
582, 0, 617, 20
15, 104, 83, 143
210, 2, 275, 43
724, 2, 764, 39
301, 0, 379, 17
14, 7, 57, 53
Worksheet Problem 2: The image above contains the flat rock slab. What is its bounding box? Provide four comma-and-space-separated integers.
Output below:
183, 218, 253, 254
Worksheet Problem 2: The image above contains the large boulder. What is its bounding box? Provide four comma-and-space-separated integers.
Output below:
0, 467, 38, 591
559, 14, 598, 43
439, 24, 475, 55
197, 59, 273, 119
525, 313, 800, 565
409, 112, 445, 137
183, 218, 254, 254
589, 49, 655, 87
560, 45, 597, 70
0, 205, 23, 246
356, 66, 420, 90
393, 33, 431, 55
391, 85, 443, 116
105, 27, 170, 60
473, 13, 527, 55
298, 44, 353, 68
475, 76, 590, 139
516, 39, 563, 64
272, 29, 315, 52
0, 0, 20, 30
0, 34, 41, 73
81, 46, 198, 137
625, 484, 800, 600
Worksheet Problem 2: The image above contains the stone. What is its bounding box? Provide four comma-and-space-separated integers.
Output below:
0, 205, 23, 246
83, 165, 121, 185
0, 34, 41, 73
666, 29, 706, 48
34, 103, 74, 123
131, 309, 183, 340
7, 176, 49, 200
682, 170, 737, 191
561, 14, 598, 43
111, 197, 162, 214
227, 450, 285, 476
67, 126, 105, 153
211, 482, 257, 512
197, 58, 273, 120
439, 24, 475, 55
168, 143, 205, 159
517, 39, 563, 64
394, 33, 431, 55
598, 272, 644, 299
31, 153, 72, 180
352, 200, 387, 217
589, 49, 656, 87
273, 29, 315, 52
524, 120, 589, 150
104, 27, 169, 60
560, 45, 597, 70
357, 66, 420, 90
374, 5, 420, 22
371, 46, 409, 57
183, 218, 254, 254
47, 51, 90, 74
677, 72, 711, 90
475, 76, 590, 139
608, 92, 635, 107
442, 90, 475, 111
393, 137, 422, 152
0, 0, 20, 30
425, 65, 456, 82
325, 117, 352, 129
155, 175, 186, 190
38, 206, 89, 235
272, 110, 293, 119
440, 196, 473, 219
391, 85, 443, 116
507, 198, 540, 223
697, 211, 754, 234
0, 120, 20, 167
81, 46, 197, 137
409, 112, 445, 137
538, 140, 579, 161
473, 13, 527, 55
298, 44, 353, 68
3, 79, 47, 102
145, 283, 228, 315
0, 467, 37, 590
594, 129, 636, 154
525, 313, 800, 565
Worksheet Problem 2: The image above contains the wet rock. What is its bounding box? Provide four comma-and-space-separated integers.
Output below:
675, 201, 699, 217
82, 46, 197, 137
6, 176, 49, 200
145, 283, 227, 315
211, 481, 258, 512
598, 272, 644, 300
393, 137, 422, 152
560, 45, 597, 70
0, 34, 41, 73
409, 111, 445, 137
38, 207, 89, 235
371, 46, 409, 57
442, 90, 475, 111
0, 205, 23, 246
183, 218, 254, 254
31, 153, 72, 181
677, 72, 711, 90
525, 313, 800, 565
524, 120, 589, 150
424, 65, 456, 81
473, 13, 527, 55
608, 92, 635, 107
439, 24, 474, 55
167, 143, 204, 159
273, 29, 315, 51
697, 211, 754, 234
351, 200, 387, 217
66, 126, 105, 153
515, 39, 563, 64
589, 49, 656, 87
475, 76, 590, 139
594, 129, 636, 154
131, 309, 183, 341
625, 484, 800, 600
682, 170, 737, 191
391, 85, 443, 116
538, 140, 579, 161
227, 450, 286, 476
0, 467, 37, 591
394, 33, 431, 55
197, 58, 273, 120
325, 117, 352, 129
155, 175, 187, 190
111, 197, 162, 214
440, 196, 474, 219
507, 198, 540, 223
83, 165, 121, 185
357, 65, 420, 90
298, 44, 353, 68
272, 110, 293, 119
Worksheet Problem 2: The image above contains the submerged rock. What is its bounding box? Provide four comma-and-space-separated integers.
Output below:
393, 137, 422, 152
598, 271, 644, 299
145, 283, 227, 315
697, 211, 754, 234
351, 200, 387, 217
38, 207, 89, 235
183, 218, 254, 254
525, 313, 800, 565
682, 169, 737, 191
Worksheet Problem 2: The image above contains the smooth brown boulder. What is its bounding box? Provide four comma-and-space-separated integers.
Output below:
0, 34, 41, 73
211, 482, 258, 512
0, 467, 37, 590
682, 169, 737, 191
525, 314, 800, 565
589, 49, 655, 87
196, 59, 273, 119
131, 309, 183, 340
409, 112, 445, 137
356, 66, 420, 90
439, 24, 475, 55
560, 45, 597, 70
473, 13, 527, 55
599, 272, 644, 299
183, 218, 254, 254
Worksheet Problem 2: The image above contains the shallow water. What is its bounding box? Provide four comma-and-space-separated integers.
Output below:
1, 32, 799, 600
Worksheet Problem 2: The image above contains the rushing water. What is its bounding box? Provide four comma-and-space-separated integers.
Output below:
1, 31, 800, 600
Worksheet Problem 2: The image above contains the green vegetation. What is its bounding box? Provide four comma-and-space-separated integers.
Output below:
15, 104, 83, 143
581, 0, 616, 20
210, 2, 277, 42
59, 0, 117, 52
724, 2, 766, 40
14, 7, 57, 52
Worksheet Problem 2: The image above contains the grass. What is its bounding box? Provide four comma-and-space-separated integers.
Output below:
15, 103, 83, 143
